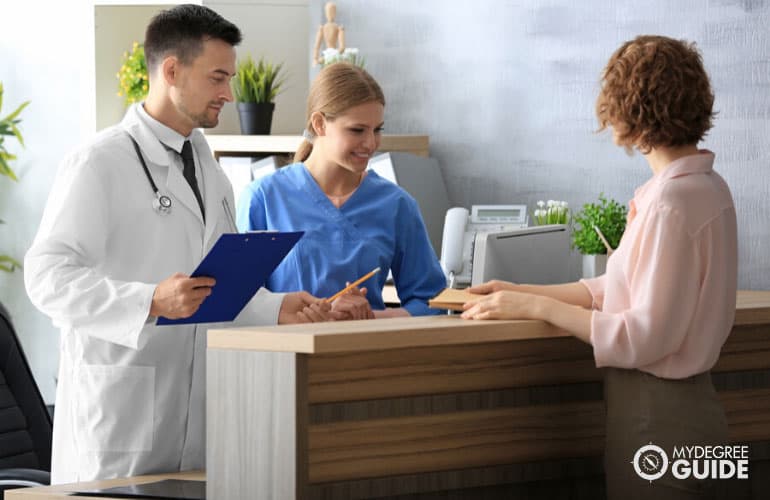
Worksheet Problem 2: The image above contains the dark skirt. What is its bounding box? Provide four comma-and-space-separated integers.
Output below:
604, 367, 730, 500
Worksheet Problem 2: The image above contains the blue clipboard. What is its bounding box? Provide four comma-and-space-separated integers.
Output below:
156, 232, 303, 325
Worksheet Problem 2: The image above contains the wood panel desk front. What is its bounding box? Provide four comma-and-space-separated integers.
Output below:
207, 291, 770, 500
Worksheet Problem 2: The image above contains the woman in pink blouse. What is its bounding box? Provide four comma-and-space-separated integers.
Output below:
462, 36, 737, 499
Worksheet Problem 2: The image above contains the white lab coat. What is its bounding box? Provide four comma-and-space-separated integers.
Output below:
24, 104, 285, 483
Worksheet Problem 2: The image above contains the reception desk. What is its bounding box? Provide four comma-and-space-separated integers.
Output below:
207, 291, 770, 500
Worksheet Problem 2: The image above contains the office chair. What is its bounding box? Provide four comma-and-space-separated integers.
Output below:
0, 300, 52, 494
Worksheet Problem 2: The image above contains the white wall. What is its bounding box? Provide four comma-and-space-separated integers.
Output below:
0, 1, 94, 403
95, 4, 177, 131
312, 0, 770, 289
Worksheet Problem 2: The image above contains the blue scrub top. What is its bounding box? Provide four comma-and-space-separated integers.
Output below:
236, 163, 446, 316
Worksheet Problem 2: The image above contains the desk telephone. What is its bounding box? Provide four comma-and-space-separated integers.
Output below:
440, 205, 528, 287
439, 205, 571, 288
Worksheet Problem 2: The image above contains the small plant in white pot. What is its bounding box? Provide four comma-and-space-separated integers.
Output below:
571, 194, 627, 278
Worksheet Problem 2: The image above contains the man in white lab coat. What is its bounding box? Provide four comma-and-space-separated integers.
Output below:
24, 5, 332, 484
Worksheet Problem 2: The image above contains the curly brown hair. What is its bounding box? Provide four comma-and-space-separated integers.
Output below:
596, 35, 715, 153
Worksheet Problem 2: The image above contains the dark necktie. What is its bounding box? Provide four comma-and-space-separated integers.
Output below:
181, 140, 205, 222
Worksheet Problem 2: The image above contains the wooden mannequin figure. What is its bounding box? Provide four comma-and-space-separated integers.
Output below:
313, 2, 348, 66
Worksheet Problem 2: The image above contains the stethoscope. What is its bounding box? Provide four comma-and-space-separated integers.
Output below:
128, 134, 173, 215
127, 134, 239, 231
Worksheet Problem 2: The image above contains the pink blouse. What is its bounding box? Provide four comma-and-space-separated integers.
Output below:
580, 151, 737, 379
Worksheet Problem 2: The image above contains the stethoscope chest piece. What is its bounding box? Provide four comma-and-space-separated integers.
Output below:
128, 133, 174, 216
153, 194, 173, 215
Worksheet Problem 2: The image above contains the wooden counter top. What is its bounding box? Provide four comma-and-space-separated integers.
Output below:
734, 289, 770, 324
208, 290, 770, 354
5, 471, 204, 500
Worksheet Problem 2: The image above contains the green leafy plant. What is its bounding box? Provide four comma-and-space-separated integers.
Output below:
117, 42, 149, 106
571, 194, 628, 255
232, 56, 286, 103
0, 82, 29, 272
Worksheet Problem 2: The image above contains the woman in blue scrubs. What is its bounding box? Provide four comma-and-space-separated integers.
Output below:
237, 63, 446, 318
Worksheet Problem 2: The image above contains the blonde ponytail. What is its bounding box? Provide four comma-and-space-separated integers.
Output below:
294, 139, 314, 163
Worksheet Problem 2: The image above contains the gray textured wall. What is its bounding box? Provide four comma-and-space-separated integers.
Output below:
311, 0, 770, 289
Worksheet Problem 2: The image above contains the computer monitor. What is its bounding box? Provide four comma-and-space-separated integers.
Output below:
218, 156, 280, 208
250, 156, 280, 182
471, 225, 571, 286
368, 152, 451, 257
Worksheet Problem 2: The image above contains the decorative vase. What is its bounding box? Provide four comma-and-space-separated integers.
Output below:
236, 102, 275, 135
582, 253, 608, 279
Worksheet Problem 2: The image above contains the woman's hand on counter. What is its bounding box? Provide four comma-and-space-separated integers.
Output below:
460, 290, 593, 345
460, 290, 540, 321
468, 280, 594, 309
467, 280, 519, 294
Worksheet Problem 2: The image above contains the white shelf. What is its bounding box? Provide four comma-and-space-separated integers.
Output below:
203, 134, 430, 159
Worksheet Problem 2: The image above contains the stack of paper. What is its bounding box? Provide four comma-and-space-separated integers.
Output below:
428, 288, 483, 311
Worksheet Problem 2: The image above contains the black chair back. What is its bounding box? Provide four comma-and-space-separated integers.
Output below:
0, 301, 52, 472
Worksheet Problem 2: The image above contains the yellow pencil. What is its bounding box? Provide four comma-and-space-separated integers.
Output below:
592, 225, 614, 255
326, 267, 381, 303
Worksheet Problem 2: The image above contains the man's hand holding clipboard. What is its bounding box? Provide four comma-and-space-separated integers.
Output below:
155, 232, 303, 325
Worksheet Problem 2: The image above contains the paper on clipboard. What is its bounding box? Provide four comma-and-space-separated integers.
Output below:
156, 231, 303, 325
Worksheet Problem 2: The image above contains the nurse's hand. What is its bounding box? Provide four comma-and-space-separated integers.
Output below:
467, 280, 519, 295
280, 291, 328, 324
150, 273, 215, 319
331, 286, 375, 320
460, 290, 539, 321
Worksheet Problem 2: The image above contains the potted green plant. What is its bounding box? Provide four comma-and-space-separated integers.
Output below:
571, 194, 627, 278
0, 82, 29, 272
117, 41, 149, 106
232, 56, 286, 135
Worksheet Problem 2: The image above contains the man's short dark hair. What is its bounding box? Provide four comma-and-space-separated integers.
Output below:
144, 4, 242, 71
